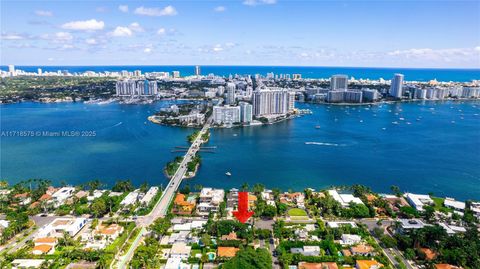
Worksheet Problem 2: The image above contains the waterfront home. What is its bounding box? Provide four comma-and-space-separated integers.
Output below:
120, 190, 140, 207
279, 192, 305, 208
140, 186, 159, 206
37, 217, 87, 238
197, 188, 224, 216
443, 198, 465, 212
350, 244, 374, 256
87, 190, 106, 201
74, 190, 88, 199
51, 187, 75, 206
355, 259, 383, 269
217, 246, 239, 258
328, 190, 363, 207
13, 192, 31, 206
261, 189, 276, 207
404, 193, 434, 211
173, 193, 196, 215
11, 259, 45, 269
298, 262, 339, 269
381, 194, 409, 213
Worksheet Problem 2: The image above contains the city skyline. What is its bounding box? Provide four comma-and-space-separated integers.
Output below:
1, 0, 479, 68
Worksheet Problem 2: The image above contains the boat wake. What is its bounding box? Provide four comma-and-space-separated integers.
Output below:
305, 142, 347, 147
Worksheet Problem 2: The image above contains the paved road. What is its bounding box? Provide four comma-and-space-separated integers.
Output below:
357, 219, 414, 269
119, 116, 212, 268
139, 120, 211, 226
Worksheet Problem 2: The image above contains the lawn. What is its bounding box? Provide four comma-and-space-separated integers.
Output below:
288, 208, 308, 217
431, 197, 453, 213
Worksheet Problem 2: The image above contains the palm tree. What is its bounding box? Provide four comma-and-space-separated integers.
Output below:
241, 182, 249, 192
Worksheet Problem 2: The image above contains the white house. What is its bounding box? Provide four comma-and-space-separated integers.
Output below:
443, 198, 465, 212
170, 242, 191, 259
404, 193, 434, 211
290, 246, 320, 256
37, 218, 87, 238
51, 187, 76, 206
12, 259, 45, 269
120, 190, 140, 207
328, 189, 364, 207
340, 234, 362, 245
140, 187, 159, 205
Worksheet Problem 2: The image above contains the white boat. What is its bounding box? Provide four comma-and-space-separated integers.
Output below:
225, 172, 232, 176
315, 125, 321, 129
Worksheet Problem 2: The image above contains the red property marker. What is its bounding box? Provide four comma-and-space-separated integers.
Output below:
232, 191, 254, 223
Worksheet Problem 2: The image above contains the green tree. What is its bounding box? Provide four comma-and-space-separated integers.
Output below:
222, 247, 272, 269
91, 199, 107, 217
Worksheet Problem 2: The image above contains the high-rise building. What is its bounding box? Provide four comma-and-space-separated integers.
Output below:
293, 74, 302, 80
330, 75, 348, 90
134, 70, 142, 77
362, 88, 379, 102
390, 73, 404, 98
8, 65, 15, 76
213, 106, 241, 125
344, 90, 363, 103
172, 71, 180, 78
37, 68, 42, 75
121, 70, 129, 77
226, 83, 236, 105
195, 66, 201, 76
252, 88, 295, 116
415, 88, 427, 99
239, 102, 253, 123
326, 90, 345, 103
115, 79, 158, 96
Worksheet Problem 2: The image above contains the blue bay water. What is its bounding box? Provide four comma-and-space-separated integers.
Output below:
1, 65, 480, 82
1, 100, 479, 200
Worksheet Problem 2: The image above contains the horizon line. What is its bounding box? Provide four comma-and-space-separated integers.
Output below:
2, 64, 480, 71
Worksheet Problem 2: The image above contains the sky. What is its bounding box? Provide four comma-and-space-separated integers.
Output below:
1, 0, 479, 68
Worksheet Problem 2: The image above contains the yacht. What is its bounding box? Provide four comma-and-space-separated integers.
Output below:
225, 172, 232, 176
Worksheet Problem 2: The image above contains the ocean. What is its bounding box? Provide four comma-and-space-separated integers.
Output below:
1, 100, 479, 200
1, 65, 480, 82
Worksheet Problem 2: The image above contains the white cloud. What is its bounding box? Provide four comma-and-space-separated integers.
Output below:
35, 10, 53, 17
144, 48, 152, 53
1, 33, 25, 40
85, 38, 97, 45
54, 32, 73, 42
157, 28, 166, 35
40, 32, 73, 43
134, 5, 177, 16
61, 19, 105, 31
213, 44, 224, 52
243, 0, 277, 6
387, 47, 478, 59
119, 5, 129, 13
129, 22, 144, 32
214, 6, 226, 12
111, 26, 133, 37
